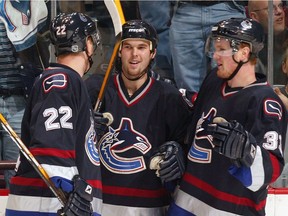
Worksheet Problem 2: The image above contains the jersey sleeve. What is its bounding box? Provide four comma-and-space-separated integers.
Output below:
252, 96, 286, 186
230, 93, 287, 191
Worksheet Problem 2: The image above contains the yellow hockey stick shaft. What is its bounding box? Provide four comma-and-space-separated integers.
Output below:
0, 113, 67, 206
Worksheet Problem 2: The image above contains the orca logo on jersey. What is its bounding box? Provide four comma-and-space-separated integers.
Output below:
188, 108, 217, 164
264, 99, 283, 120
0, 0, 31, 32
85, 114, 100, 166
43, 73, 68, 93
99, 117, 152, 174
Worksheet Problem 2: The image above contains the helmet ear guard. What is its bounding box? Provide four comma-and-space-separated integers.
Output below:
89, 25, 102, 53
50, 12, 101, 56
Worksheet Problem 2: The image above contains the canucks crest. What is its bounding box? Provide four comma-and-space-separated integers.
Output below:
189, 108, 217, 164
99, 117, 152, 174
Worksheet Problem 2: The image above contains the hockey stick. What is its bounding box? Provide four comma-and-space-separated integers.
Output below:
94, 0, 125, 112
0, 113, 67, 206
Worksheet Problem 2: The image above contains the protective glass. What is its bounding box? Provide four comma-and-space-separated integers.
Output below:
205, 36, 237, 58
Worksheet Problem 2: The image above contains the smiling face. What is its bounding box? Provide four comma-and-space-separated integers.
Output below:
119, 39, 156, 80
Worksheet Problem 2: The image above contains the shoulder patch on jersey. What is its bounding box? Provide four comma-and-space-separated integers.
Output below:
264, 99, 282, 120
43, 73, 68, 93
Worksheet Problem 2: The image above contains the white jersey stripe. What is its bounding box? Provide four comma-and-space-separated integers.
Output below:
248, 146, 265, 191
174, 189, 242, 216
6, 194, 61, 212
102, 203, 168, 216
41, 164, 78, 180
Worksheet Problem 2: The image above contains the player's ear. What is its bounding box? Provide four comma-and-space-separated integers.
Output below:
240, 46, 250, 61
118, 42, 123, 58
86, 37, 94, 56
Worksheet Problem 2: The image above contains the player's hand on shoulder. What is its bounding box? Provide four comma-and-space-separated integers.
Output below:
207, 117, 257, 167
149, 141, 186, 183
57, 175, 93, 216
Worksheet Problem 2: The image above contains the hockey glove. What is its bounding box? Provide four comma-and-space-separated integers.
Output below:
207, 118, 257, 167
149, 141, 186, 183
57, 175, 93, 216
94, 112, 113, 141
179, 88, 198, 107
150, 70, 177, 87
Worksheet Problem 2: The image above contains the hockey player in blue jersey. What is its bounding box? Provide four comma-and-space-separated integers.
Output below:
167, 18, 287, 216
85, 20, 192, 216
5, 12, 102, 216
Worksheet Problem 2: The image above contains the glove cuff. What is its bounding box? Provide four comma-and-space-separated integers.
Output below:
238, 132, 257, 167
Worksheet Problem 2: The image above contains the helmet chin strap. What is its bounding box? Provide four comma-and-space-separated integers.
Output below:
225, 55, 249, 81
122, 68, 148, 81
84, 50, 94, 74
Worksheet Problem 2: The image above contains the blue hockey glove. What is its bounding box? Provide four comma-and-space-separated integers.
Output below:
207, 118, 257, 167
149, 141, 186, 183
57, 175, 93, 216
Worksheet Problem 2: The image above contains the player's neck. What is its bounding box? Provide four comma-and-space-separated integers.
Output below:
122, 73, 148, 95
57, 53, 87, 77
227, 67, 256, 88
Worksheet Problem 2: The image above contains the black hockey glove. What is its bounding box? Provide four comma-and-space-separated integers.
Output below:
179, 88, 198, 107
150, 70, 177, 87
94, 112, 113, 140
57, 175, 93, 216
207, 118, 257, 167
149, 141, 186, 183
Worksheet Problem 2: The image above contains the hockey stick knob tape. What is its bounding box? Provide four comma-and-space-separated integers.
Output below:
103, 112, 114, 126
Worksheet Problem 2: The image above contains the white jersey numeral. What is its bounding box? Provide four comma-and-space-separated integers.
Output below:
59, 106, 73, 129
263, 131, 281, 151
43, 106, 73, 131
